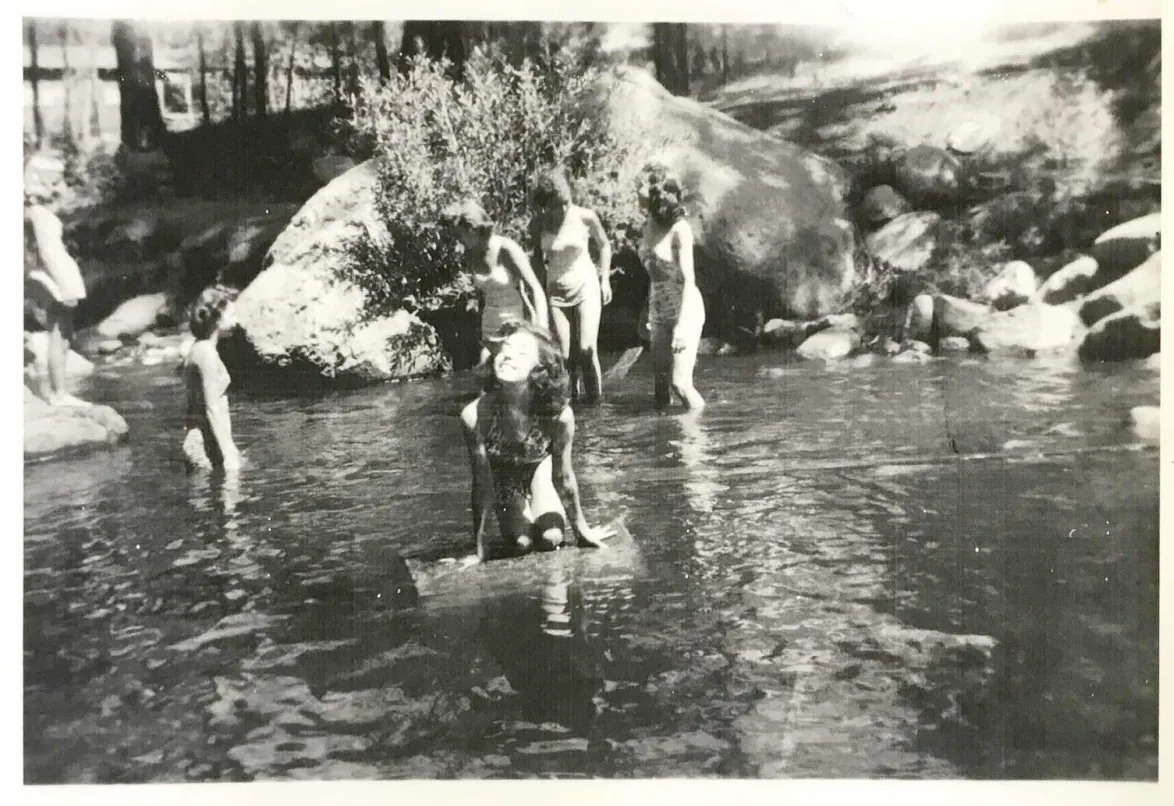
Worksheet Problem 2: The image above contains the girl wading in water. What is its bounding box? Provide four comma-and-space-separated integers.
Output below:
442, 199, 550, 366
182, 286, 242, 472
638, 167, 706, 410
461, 322, 614, 562
529, 169, 613, 405
23, 154, 91, 408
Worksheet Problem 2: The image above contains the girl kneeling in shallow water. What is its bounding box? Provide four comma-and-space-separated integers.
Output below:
460, 321, 614, 561
182, 286, 241, 472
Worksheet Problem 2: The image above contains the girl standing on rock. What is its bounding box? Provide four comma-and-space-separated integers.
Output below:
182, 286, 242, 473
460, 321, 614, 562
23, 154, 90, 408
529, 169, 613, 405
442, 199, 550, 366
637, 166, 706, 410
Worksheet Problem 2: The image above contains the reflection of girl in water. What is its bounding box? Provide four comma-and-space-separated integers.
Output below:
182, 286, 241, 473
637, 166, 706, 411
460, 322, 614, 561
442, 199, 550, 368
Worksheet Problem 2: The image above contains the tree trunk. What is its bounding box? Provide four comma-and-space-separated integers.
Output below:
652, 23, 688, 95
88, 33, 102, 139
26, 20, 44, 148
232, 21, 247, 120
251, 21, 267, 117
347, 22, 360, 99
398, 21, 470, 79
721, 26, 729, 82
111, 20, 166, 151
196, 27, 211, 125
285, 22, 299, 114
329, 23, 342, 102
373, 21, 391, 85
59, 23, 76, 146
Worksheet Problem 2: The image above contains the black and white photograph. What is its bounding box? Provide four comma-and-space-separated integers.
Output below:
16, 0, 1165, 795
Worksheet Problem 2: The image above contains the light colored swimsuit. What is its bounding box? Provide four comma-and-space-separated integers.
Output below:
473, 242, 528, 343
640, 221, 704, 340
24, 205, 86, 322
539, 211, 599, 309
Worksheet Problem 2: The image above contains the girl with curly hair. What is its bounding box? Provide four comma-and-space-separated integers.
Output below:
182, 285, 242, 472
638, 166, 706, 410
24, 153, 90, 408
441, 198, 550, 366
460, 321, 614, 561
528, 168, 613, 405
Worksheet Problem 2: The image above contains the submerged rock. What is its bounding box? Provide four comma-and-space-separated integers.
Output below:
938, 336, 971, 354
796, 327, 859, 361
24, 387, 128, 462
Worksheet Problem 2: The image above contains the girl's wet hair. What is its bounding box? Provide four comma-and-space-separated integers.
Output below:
190, 284, 238, 340
440, 198, 495, 237
530, 168, 574, 211
480, 321, 570, 418
641, 164, 687, 226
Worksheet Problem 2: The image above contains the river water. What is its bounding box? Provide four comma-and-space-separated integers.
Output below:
23, 351, 1159, 782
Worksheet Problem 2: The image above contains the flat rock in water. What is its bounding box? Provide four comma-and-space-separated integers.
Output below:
933, 294, 991, 339
1129, 406, 1159, 443
972, 302, 1085, 357
24, 387, 128, 462
796, 327, 859, 361
938, 336, 971, 354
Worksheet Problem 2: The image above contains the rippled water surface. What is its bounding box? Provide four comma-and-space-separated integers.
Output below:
24, 352, 1159, 781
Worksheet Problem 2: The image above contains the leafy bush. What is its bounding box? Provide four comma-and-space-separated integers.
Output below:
345, 46, 668, 317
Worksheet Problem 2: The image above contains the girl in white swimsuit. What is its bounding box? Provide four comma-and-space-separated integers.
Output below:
529, 169, 613, 405
637, 166, 706, 411
24, 154, 90, 408
444, 199, 549, 366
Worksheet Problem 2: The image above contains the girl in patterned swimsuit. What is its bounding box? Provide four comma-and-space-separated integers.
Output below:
442, 199, 549, 366
638, 166, 706, 410
460, 321, 614, 561
528, 169, 613, 405
182, 286, 242, 473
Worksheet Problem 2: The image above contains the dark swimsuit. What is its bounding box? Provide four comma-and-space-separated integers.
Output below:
483, 408, 554, 509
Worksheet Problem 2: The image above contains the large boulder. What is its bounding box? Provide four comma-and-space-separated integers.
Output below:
90, 292, 173, 341
1077, 251, 1160, 327
865, 212, 940, 272
221, 161, 451, 388
971, 302, 1085, 357
603, 67, 855, 328
1078, 305, 1160, 362
24, 387, 129, 462
893, 144, 963, 205
858, 185, 909, 229
983, 260, 1037, 311
1035, 255, 1100, 305
1090, 213, 1160, 285
932, 295, 992, 341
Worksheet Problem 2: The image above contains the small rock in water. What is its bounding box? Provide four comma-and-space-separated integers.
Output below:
1129, 406, 1159, 443
137, 331, 163, 346
892, 349, 931, 364
1143, 353, 1161, 371
96, 339, 124, 356
938, 336, 971, 354
905, 340, 932, 355
796, 327, 859, 362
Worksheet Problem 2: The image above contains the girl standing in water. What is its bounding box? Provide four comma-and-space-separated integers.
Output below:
24, 154, 90, 408
460, 321, 614, 561
442, 199, 550, 366
182, 286, 242, 472
638, 167, 706, 410
529, 169, 613, 405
